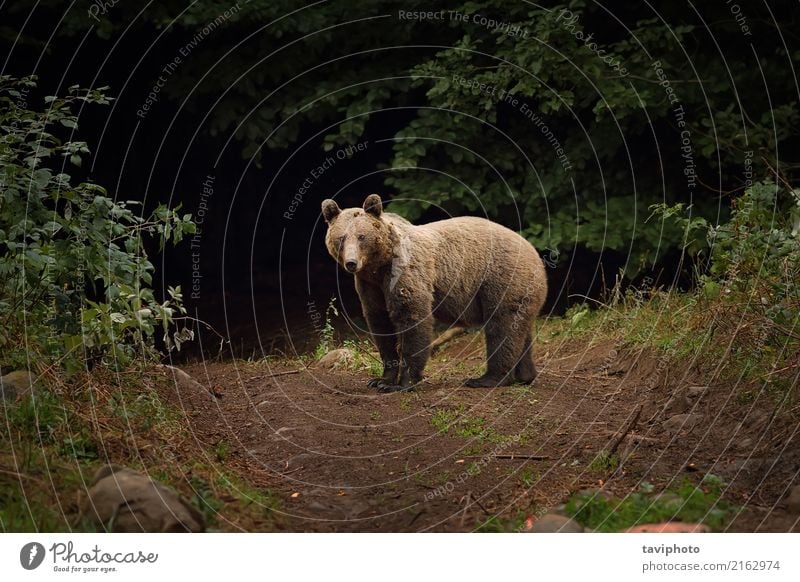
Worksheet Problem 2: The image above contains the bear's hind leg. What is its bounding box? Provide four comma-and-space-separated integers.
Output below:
464, 319, 518, 388
514, 331, 537, 384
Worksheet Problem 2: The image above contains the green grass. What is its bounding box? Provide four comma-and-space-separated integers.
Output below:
60, 430, 99, 461
518, 466, 538, 487
429, 407, 513, 444
475, 511, 530, 532
214, 440, 230, 462
188, 474, 224, 524
430, 409, 458, 434
399, 393, 415, 411
454, 416, 505, 443
588, 451, 619, 472
465, 461, 482, 476
217, 473, 281, 516
462, 444, 483, 456
565, 476, 735, 532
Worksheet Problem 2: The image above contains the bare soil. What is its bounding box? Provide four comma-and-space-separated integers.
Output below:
175, 333, 800, 532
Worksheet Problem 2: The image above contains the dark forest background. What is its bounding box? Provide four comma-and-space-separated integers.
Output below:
2, 0, 798, 358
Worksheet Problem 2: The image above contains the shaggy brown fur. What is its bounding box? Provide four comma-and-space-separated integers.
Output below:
322, 194, 547, 392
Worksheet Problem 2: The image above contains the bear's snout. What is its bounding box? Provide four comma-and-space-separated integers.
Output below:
345, 260, 358, 273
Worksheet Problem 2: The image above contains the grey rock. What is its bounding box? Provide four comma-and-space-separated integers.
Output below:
744, 410, 770, 430
316, 348, 353, 369
664, 394, 691, 415
0, 370, 37, 401
528, 513, 584, 533
718, 457, 772, 478
662, 413, 703, 435
686, 385, 709, 399
159, 364, 215, 399
83, 465, 205, 532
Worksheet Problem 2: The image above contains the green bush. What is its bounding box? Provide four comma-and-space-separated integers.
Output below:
566, 476, 735, 532
654, 181, 800, 332
0, 76, 196, 371
708, 183, 800, 328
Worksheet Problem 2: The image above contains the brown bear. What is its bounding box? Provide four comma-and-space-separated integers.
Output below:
321, 194, 548, 392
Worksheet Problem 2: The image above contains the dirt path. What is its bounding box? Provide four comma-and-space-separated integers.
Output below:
176, 334, 799, 532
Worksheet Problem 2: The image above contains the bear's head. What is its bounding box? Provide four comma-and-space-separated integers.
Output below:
321, 194, 393, 275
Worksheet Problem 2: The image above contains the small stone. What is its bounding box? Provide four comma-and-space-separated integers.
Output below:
686, 385, 709, 399
720, 457, 771, 477
0, 370, 37, 401
744, 410, 769, 430
316, 348, 353, 369
786, 485, 800, 514
528, 513, 584, 533
269, 426, 298, 441
664, 395, 691, 415
662, 413, 703, 435
83, 465, 205, 532
159, 365, 216, 399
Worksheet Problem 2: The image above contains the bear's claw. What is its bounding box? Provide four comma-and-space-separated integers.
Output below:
366, 378, 383, 388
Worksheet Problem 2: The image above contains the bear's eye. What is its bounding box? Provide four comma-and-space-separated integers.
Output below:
357, 234, 366, 242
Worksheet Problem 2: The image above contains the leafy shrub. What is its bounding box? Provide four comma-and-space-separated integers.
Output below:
0, 76, 195, 371
654, 182, 800, 333
566, 476, 734, 532
707, 183, 800, 328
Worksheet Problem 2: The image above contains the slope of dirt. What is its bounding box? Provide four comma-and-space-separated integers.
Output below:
173, 333, 799, 532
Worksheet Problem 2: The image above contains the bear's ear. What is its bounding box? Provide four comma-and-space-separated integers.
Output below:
363, 194, 383, 218
321, 199, 341, 223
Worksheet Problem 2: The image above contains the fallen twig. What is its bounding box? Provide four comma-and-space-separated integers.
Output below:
407, 509, 425, 528
607, 404, 644, 456
470, 493, 491, 517
459, 491, 473, 526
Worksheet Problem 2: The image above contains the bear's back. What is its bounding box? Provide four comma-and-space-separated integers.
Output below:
414, 216, 547, 324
